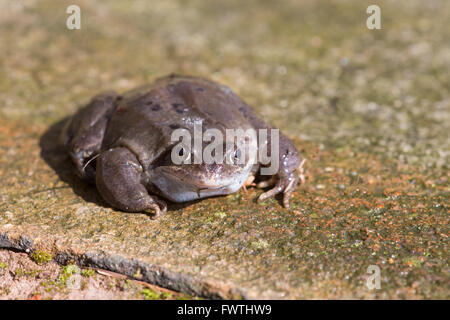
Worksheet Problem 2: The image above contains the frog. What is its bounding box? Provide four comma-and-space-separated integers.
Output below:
61, 75, 304, 218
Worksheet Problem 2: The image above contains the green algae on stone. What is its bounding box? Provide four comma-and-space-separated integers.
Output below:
141, 288, 172, 300
57, 265, 80, 288
13, 267, 41, 279
30, 250, 53, 265
0, 262, 6, 273
81, 268, 95, 277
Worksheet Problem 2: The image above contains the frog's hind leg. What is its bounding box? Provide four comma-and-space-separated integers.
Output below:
62, 92, 119, 181
96, 147, 167, 217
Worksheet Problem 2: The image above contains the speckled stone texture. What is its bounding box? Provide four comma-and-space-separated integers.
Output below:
0, 0, 448, 299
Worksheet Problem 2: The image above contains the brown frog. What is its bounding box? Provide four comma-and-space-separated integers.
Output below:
61, 75, 304, 218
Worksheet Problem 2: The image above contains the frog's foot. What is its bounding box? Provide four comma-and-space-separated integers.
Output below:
96, 147, 167, 218
242, 174, 256, 191
256, 176, 277, 189
258, 159, 306, 207
145, 198, 168, 219
298, 158, 306, 185
257, 173, 299, 208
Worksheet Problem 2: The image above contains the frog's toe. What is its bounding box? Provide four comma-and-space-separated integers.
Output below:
146, 198, 167, 219
257, 174, 299, 208
282, 174, 300, 209
257, 178, 284, 203
256, 176, 276, 189
298, 158, 307, 185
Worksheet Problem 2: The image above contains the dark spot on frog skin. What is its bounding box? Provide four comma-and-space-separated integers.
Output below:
172, 103, 187, 114
196, 87, 204, 92
238, 106, 249, 117
152, 104, 161, 111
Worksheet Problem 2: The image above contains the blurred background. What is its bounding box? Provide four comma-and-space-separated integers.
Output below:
1, 0, 449, 169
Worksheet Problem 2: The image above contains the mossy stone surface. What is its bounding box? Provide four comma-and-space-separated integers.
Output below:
0, 0, 448, 298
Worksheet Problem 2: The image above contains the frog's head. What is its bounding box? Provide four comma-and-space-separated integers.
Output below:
147, 139, 256, 203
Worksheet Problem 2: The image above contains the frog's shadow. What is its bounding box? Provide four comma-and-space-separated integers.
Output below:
39, 118, 195, 215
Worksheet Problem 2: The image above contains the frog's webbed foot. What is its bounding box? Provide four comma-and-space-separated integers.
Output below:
145, 198, 168, 219
96, 147, 167, 218
257, 173, 299, 208
257, 159, 306, 208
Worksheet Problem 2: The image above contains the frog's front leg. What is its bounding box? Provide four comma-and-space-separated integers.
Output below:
233, 101, 304, 208
95, 147, 167, 217
257, 137, 304, 208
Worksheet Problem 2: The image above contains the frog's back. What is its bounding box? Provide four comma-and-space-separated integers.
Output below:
102, 75, 253, 167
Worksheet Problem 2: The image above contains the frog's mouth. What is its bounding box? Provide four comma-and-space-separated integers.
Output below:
147, 166, 251, 203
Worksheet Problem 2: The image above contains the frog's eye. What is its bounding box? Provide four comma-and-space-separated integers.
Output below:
171, 144, 191, 164
227, 147, 243, 164
178, 147, 190, 161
